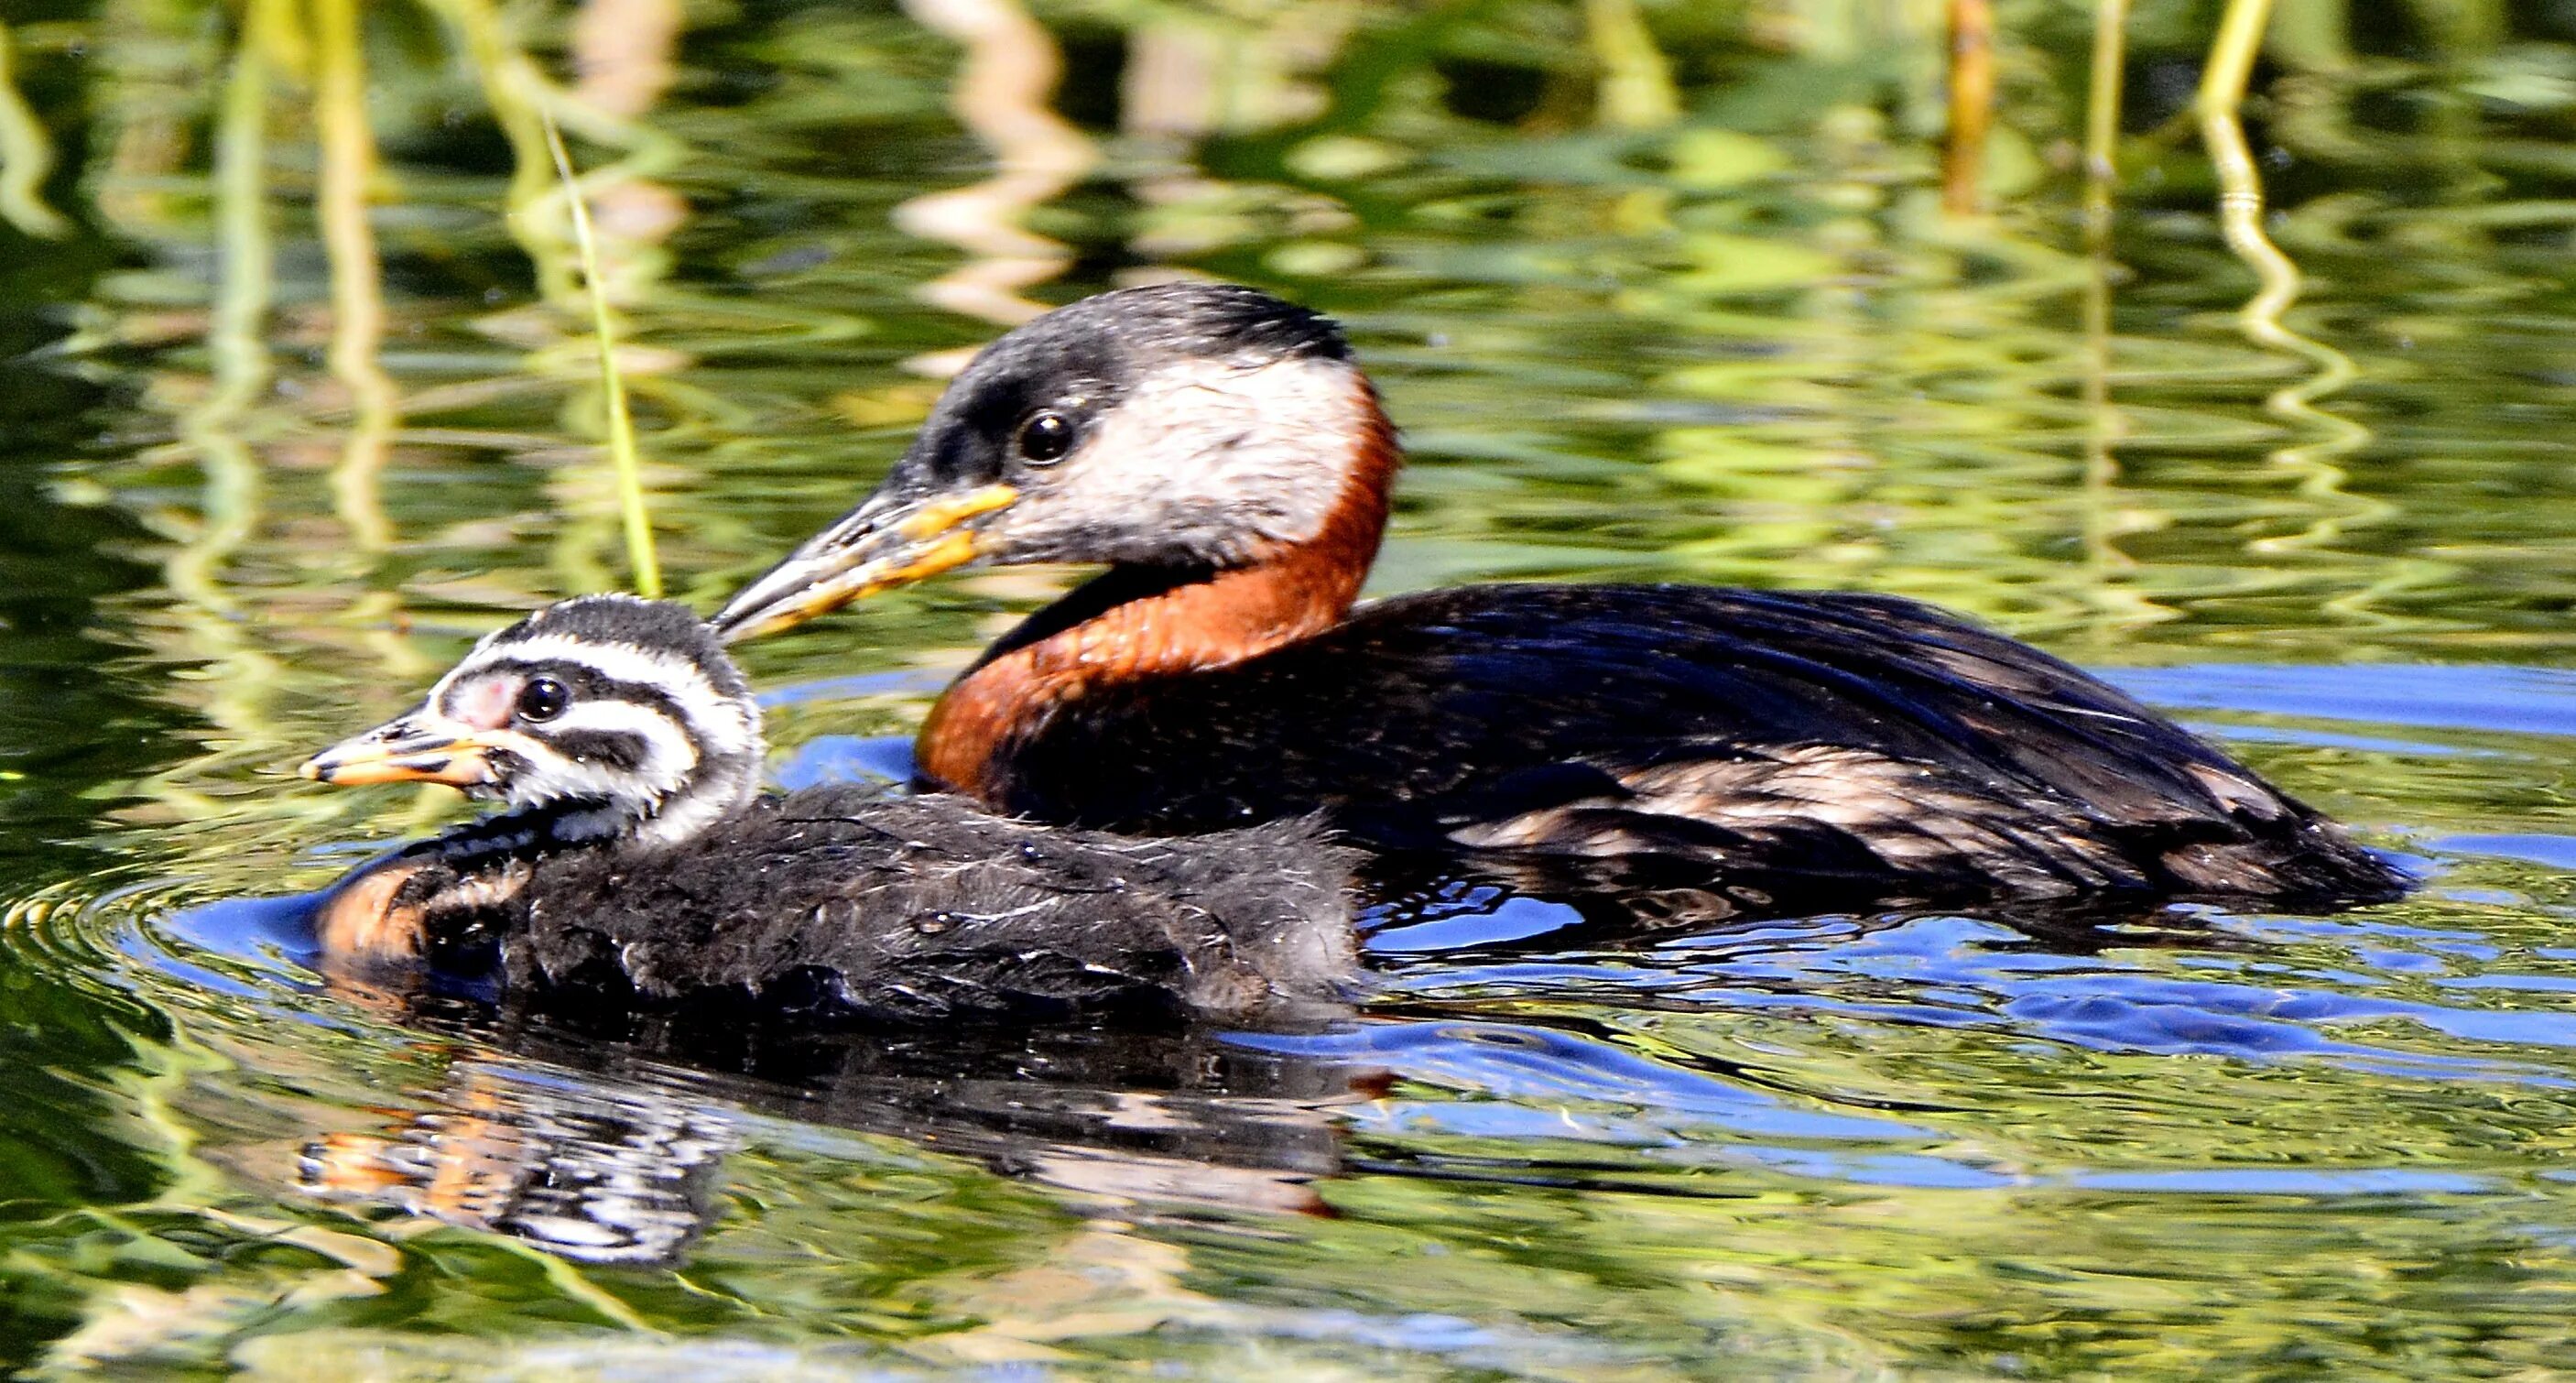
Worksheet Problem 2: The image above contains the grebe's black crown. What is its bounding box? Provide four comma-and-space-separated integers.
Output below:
905, 284, 1352, 490
995, 283, 1349, 374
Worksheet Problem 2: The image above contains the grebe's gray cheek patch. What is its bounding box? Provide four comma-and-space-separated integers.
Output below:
1027, 354, 1369, 565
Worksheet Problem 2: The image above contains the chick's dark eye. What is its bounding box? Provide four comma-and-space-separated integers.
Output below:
1016, 410, 1074, 464
516, 677, 570, 723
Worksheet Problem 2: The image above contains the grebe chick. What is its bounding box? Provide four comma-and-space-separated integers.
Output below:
712, 283, 2405, 907
299, 595, 1355, 1027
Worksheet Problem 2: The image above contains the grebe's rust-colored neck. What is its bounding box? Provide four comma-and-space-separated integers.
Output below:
919, 386, 1398, 800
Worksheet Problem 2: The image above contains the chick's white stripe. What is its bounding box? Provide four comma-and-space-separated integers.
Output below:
449, 632, 760, 757
484, 701, 699, 806
460, 632, 713, 707
543, 700, 701, 772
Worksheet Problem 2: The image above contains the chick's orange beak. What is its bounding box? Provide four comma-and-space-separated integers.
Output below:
711, 483, 1017, 643
299, 712, 503, 789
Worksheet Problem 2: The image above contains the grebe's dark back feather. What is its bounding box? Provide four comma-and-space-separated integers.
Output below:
972, 583, 2399, 903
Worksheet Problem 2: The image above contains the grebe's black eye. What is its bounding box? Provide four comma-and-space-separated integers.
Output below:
516, 676, 571, 723
1016, 410, 1074, 464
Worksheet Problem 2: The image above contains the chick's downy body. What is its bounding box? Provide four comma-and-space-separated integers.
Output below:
304, 595, 1356, 1028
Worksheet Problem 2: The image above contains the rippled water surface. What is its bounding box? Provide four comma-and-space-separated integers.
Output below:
7, 0, 2576, 1375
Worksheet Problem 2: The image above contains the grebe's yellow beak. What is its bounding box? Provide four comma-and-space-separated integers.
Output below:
711, 482, 1018, 643
299, 710, 504, 789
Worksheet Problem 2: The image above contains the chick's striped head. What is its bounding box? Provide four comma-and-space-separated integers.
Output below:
302, 595, 765, 846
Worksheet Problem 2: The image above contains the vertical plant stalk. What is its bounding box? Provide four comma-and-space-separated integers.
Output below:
2082, 0, 2131, 252
1940, 0, 1994, 215
2081, 0, 2133, 578
2197, 0, 2301, 351
421, 0, 577, 305
313, 0, 397, 553
150, 0, 288, 820
2193, 0, 2375, 555
1586, 0, 1681, 130
0, 21, 70, 237
544, 113, 662, 600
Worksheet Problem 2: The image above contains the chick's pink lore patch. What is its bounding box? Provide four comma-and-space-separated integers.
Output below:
449, 675, 520, 731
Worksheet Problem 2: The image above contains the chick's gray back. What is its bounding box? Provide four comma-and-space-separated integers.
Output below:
510, 788, 1359, 1024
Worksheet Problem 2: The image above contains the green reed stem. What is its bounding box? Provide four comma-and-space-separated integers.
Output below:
1940, 0, 1994, 215
2082, 0, 2130, 250
2192, 0, 2408, 619
0, 21, 70, 238
542, 111, 661, 600
1585, 0, 1680, 129
313, 0, 397, 555
2193, 0, 2366, 450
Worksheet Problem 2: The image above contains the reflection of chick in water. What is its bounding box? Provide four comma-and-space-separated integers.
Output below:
297, 595, 1357, 1029
299, 1060, 736, 1265
297, 1030, 1375, 1269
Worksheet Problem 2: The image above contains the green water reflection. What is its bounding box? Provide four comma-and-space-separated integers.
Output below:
5, 0, 2576, 1375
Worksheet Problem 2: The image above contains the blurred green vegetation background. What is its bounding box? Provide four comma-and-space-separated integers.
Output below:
1, 0, 2571, 868
4, 1, 2576, 1375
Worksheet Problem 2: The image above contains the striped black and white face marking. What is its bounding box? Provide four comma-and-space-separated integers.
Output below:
303, 596, 764, 847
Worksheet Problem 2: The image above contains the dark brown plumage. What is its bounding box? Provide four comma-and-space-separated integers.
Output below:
932, 584, 2403, 907
406, 790, 1354, 1027
711, 284, 2407, 909
301, 595, 1357, 1028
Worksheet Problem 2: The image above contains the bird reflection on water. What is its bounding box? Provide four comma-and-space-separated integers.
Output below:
220, 581, 2417, 1267
246, 869, 2366, 1266
288, 1006, 1373, 1265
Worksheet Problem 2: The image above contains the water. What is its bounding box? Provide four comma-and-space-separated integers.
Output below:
5, 0, 2576, 1374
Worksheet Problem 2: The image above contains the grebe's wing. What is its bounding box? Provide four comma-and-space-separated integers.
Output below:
994, 584, 2397, 900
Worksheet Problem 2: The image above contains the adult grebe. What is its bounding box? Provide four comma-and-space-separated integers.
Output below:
712, 284, 2404, 905
299, 594, 1355, 1025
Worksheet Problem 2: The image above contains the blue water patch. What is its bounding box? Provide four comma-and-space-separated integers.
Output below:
119, 924, 269, 1001
1250, 1018, 2514, 1197
2067, 1168, 2491, 1196
1234, 1019, 1929, 1142
1731, 1146, 2018, 1190
1234, 1306, 1640, 1374
1365, 895, 1588, 953
2179, 722, 2488, 757
2104, 663, 2576, 738
1381, 908, 2576, 1087
158, 889, 329, 970
772, 735, 917, 790
755, 669, 951, 707
2437, 974, 2576, 994
2434, 833, 2576, 872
